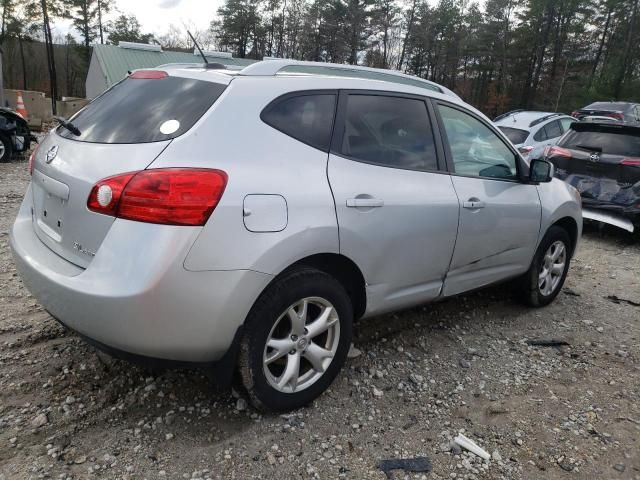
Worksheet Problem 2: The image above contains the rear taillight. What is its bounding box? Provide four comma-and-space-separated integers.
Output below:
88, 168, 227, 226
621, 158, 640, 166
544, 146, 572, 158
518, 146, 534, 157
28, 144, 40, 175
609, 112, 624, 121
571, 111, 580, 118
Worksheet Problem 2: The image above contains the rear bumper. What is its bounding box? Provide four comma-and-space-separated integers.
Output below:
581, 199, 639, 233
10, 187, 273, 363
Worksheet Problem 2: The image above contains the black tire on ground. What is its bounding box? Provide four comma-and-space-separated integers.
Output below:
238, 267, 353, 412
0, 135, 13, 163
518, 225, 572, 307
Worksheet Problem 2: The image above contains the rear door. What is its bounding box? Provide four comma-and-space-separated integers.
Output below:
30, 72, 227, 268
433, 102, 541, 296
328, 91, 459, 314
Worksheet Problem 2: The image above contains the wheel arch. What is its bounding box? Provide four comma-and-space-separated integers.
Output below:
551, 216, 579, 256
278, 253, 367, 320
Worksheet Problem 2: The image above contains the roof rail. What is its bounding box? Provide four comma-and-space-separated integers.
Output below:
493, 109, 524, 122
529, 112, 563, 127
238, 60, 459, 98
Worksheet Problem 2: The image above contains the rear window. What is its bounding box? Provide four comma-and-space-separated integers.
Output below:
498, 126, 529, 144
560, 128, 640, 156
58, 75, 226, 143
584, 102, 627, 111
261, 93, 337, 151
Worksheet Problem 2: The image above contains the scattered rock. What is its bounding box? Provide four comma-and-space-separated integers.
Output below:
347, 345, 362, 358
31, 413, 48, 428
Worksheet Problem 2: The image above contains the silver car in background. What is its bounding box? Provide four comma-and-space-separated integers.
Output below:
10, 60, 582, 411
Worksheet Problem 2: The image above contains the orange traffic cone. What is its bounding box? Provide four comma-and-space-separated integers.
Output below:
15, 91, 28, 119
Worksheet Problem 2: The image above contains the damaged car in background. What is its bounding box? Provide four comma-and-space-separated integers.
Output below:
542, 121, 640, 234
0, 107, 35, 162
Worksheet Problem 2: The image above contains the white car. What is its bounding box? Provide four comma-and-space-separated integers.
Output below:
494, 111, 575, 159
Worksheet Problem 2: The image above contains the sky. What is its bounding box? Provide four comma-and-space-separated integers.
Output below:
53, 0, 224, 40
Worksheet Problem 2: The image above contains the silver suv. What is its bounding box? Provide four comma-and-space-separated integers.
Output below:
10, 60, 582, 411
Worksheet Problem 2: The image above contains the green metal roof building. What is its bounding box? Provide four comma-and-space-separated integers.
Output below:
85, 42, 257, 98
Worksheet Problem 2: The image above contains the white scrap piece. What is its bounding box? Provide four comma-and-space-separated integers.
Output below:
453, 434, 491, 460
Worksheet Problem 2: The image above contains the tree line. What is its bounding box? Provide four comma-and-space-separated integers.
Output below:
210, 0, 639, 115
1, 0, 638, 116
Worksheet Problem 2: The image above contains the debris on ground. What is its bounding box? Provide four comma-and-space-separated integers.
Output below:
377, 456, 432, 479
525, 339, 570, 347
453, 434, 491, 460
605, 294, 640, 306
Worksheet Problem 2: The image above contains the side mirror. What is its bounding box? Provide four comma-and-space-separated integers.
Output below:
530, 158, 555, 183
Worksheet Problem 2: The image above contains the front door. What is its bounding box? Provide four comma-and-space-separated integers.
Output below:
328, 92, 459, 315
434, 102, 542, 296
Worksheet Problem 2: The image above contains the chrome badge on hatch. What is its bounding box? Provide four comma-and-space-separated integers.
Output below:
45, 145, 59, 164
73, 242, 96, 257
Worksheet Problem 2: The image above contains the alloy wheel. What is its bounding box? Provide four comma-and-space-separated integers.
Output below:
263, 297, 340, 394
538, 240, 566, 296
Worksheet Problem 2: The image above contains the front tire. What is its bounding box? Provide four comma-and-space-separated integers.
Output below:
238, 268, 353, 412
519, 226, 572, 307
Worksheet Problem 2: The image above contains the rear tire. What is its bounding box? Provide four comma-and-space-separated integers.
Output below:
0, 135, 12, 162
518, 226, 572, 307
238, 267, 353, 412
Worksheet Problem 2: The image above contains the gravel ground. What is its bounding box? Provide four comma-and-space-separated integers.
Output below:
1, 157, 639, 480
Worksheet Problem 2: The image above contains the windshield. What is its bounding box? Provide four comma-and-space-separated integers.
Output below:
498, 126, 528, 145
58, 75, 226, 144
561, 128, 640, 156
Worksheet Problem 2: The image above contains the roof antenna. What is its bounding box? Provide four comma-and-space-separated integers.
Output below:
188, 30, 208, 65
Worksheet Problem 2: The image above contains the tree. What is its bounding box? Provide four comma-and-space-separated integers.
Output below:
107, 14, 154, 45
24, 0, 68, 113
70, 0, 99, 63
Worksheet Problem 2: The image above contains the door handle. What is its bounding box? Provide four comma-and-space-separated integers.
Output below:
463, 199, 485, 209
346, 198, 384, 208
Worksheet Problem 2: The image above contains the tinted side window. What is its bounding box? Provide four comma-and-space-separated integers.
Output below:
438, 104, 517, 180
533, 126, 548, 142
340, 95, 438, 171
262, 94, 337, 151
545, 120, 562, 139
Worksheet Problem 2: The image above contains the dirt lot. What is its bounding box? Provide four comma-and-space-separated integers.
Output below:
1, 158, 639, 480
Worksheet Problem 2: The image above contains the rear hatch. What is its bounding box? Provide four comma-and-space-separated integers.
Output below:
30, 71, 227, 268
547, 123, 640, 207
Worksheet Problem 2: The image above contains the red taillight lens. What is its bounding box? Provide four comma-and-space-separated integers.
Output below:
571, 111, 579, 118
544, 146, 572, 158
88, 168, 227, 226
609, 112, 624, 121
129, 70, 168, 80
621, 157, 640, 166
28, 144, 40, 175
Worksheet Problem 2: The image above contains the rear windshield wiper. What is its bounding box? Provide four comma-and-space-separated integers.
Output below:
574, 144, 603, 153
54, 116, 81, 136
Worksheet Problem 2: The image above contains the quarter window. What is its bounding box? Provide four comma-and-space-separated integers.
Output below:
262, 94, 337, 151
545, 120, 562, 139
340, 94, 438, 171
560, 117, 574, 133
437, 104, 517, 180
533, 126, 549, 142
